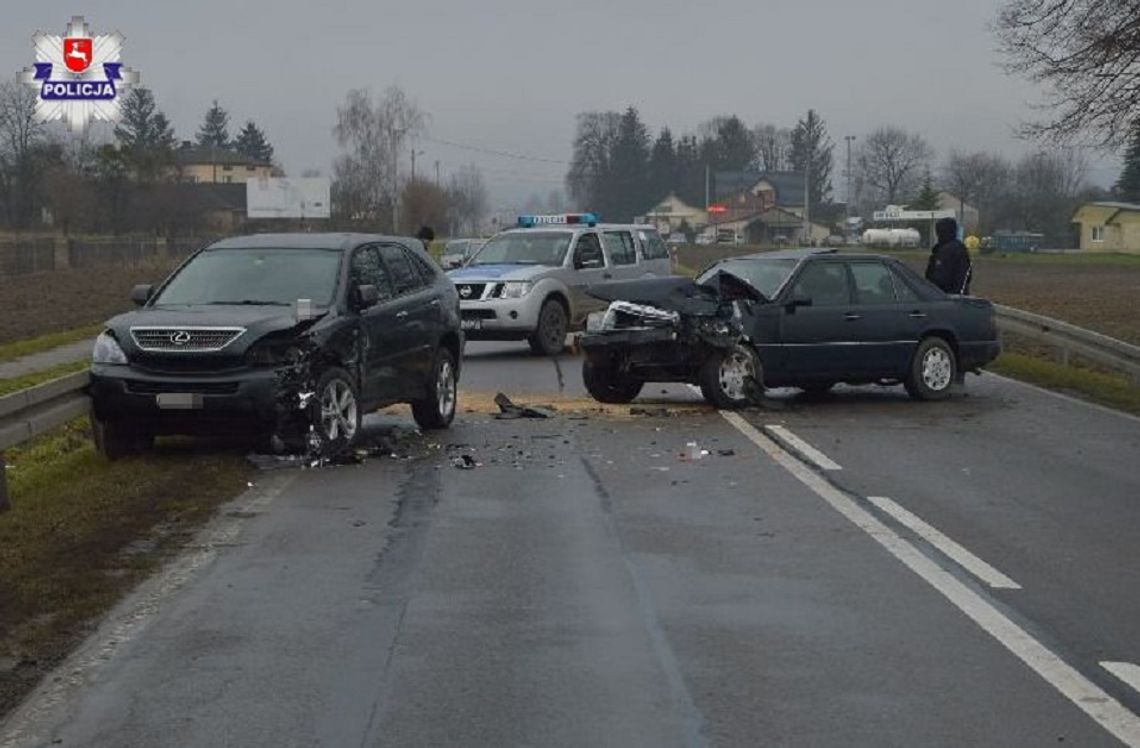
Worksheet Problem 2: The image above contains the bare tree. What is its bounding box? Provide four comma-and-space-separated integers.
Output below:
997, 0, 1140, 147
0, 82, 51, 227
857, 127, 933, 204
752, 123, 792, 172
446, 163, 488, 235
942, 150, 1013, 228
331, 86, 427, 231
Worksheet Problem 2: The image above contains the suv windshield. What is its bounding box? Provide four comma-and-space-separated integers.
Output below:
154, 248, 343, 306
698, 258, 800, 299
470, 232, 571, 266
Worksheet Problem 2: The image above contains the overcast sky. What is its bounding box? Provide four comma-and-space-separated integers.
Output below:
3, 0, 1119, 209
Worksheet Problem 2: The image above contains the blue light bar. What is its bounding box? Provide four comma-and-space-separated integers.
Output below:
517, 212, 600, 228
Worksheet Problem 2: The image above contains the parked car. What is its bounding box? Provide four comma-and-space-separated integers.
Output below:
439, 238, 484, 269
579, 248, 1000, 407
446, 214, 673, 355
88, 233, 463, 458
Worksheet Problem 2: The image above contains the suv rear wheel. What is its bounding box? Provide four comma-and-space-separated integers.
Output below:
528, 299, 568, 356
412, 348, 458, 429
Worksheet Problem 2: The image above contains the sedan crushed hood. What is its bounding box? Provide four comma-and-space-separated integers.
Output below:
587, 272, 765, 316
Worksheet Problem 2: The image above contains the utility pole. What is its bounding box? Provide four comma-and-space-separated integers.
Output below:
845, 135, 857, 223
435, 160, 440, 187
802, 164, 811, 245
705, 163, 710, 209
411, 147, 417, 182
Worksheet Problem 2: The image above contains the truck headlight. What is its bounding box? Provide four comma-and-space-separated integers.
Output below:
498, 281, 532, 299
92, 331, 128, 365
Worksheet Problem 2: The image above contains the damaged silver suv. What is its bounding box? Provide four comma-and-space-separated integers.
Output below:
88, 233, 463, 458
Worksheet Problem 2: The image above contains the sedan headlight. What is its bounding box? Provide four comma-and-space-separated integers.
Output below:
497, 281, 532, 299
92, 331, 128, 365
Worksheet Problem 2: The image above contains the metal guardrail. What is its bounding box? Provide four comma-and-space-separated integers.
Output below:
994, 305, 1140, 385
0, 370, 90, 511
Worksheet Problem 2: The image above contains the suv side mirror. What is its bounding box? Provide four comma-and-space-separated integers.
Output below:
355, 284, 380, 309
131, 284, 154, 306
784, 294, 812, 313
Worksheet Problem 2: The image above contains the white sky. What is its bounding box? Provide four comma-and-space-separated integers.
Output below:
3, 0, 1120, 209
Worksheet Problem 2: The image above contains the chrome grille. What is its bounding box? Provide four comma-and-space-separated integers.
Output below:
130, 326, 245, 353
455, 283, 486, 301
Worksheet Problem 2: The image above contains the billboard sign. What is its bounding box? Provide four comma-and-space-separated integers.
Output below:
246, 177, 331, 219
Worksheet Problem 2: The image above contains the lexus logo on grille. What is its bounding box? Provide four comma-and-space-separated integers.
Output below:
459, 285, 472, 299
170, 330, 192, 346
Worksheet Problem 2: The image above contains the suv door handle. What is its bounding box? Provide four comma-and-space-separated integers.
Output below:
908, 311, 927, 319
844, 313, 861, 322
396, 311, 409, 320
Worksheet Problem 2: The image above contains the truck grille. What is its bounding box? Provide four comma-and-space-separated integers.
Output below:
455, 283, 486, 301
130, 327, 245, 353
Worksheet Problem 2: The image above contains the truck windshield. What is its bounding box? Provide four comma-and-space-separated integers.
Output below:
469, 232, 571, 266
153, 248, 342, 306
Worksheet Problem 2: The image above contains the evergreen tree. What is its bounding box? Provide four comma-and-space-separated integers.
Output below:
234, 120, 274, 164
196, 100, 231, 147
911, 172, 941, 210
674, 135, 704, 207
113, 88, 176, 182
1115, 121, 1140, 203
713, 116, 755, 172
790, 109, 834, 215
607, 107, 651, 221
647, 128, 676, 205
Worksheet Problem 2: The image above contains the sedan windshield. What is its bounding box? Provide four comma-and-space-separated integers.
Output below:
698, 258, 800, 299
154, 248, 342, 306
470, 232, 571, 266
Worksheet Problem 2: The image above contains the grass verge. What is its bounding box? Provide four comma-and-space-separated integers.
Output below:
0, 361, 89, 396
0, 419, 251, 718
0, 325, 102, 365
989, 352, 1140, 415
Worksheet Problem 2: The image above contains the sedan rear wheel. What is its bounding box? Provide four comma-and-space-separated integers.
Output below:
904, 337, 957, 401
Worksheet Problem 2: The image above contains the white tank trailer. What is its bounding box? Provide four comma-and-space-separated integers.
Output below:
862, 228, 921, 248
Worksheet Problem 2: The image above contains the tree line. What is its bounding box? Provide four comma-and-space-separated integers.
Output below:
0, 82, 276, 234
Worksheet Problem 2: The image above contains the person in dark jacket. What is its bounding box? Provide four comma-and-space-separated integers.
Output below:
925, 217, 972, 294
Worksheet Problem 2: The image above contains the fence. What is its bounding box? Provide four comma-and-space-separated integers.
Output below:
994, 305, 1140, 385
0, 236, 217, 279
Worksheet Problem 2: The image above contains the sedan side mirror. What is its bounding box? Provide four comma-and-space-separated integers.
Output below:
355, 284, 380, 309
131, 284, 154, 306
784, 294, 812, 313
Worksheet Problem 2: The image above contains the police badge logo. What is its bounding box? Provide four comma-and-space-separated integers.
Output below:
20, 16, 139, 133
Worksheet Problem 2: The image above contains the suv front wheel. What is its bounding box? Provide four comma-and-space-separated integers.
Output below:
528, 299, 568, 356
310, 367, 361, 452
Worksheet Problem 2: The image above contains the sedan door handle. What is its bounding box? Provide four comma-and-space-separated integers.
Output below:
844, 313, 861, 322
396, 311, 409, 320
908, 311, 927, 319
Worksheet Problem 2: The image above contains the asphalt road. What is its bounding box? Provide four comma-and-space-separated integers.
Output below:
2, 343, 1139, 747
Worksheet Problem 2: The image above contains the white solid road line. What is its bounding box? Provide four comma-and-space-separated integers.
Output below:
1103, 662, 1140, 698
721, 410, 1140, 748
763, 424, 842, 471
867, 496, 1022, 590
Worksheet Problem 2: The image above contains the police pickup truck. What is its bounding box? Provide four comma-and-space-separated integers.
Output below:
446, 214, 673, 354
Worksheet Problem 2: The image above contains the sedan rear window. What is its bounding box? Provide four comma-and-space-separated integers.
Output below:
154, 248, 342, 307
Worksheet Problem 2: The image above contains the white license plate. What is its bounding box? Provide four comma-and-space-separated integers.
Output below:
461, 318, 482, 331
155, 393, 204, 410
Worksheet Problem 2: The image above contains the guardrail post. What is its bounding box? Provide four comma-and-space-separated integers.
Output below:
0, 451, 9, 513
1056, 346, 1071, 367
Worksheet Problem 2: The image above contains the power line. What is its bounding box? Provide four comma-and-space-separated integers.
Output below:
423, 136, 569, 166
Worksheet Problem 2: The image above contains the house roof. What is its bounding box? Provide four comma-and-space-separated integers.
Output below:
175, 144, 268, 167
714, 171, 806, 207
1072, 201, 1140, 225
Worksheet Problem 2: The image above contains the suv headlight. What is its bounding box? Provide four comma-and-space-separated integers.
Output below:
92, 331, 128, 365
498, 281, 532, 299
246, 339, 304, 368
